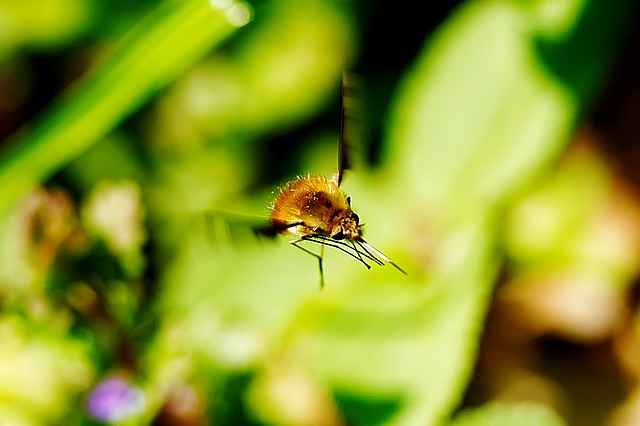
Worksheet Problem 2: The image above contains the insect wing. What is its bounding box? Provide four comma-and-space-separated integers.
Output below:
336, 71, 364, 186
193, 210, 273, 254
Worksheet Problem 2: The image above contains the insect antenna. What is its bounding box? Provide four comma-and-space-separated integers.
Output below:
357, 239, 407, 274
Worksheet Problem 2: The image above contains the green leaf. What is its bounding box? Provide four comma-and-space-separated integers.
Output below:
0, 0, 251, 214
386, 0, 632, 226
449, 402, 566, 426
0, 0, 92, 57
296, 220, 498, 426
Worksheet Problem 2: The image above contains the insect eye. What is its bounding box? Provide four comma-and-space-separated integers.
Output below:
347, 196, 351, 206
352, 213, 359, 224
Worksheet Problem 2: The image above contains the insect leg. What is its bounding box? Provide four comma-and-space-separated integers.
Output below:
290, 238, 325, 289
349, 239, 380, 267
304, 236, 372, 269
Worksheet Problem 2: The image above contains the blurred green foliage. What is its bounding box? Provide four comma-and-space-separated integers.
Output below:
450, 402, 566, 426
0, 0, 636, 425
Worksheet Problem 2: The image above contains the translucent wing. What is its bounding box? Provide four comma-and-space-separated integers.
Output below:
191, 210, 273, 254
336, 71, 350, 186
335, 71, 363, 187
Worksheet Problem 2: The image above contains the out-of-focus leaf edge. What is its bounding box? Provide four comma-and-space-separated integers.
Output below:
0, 0, 251, 215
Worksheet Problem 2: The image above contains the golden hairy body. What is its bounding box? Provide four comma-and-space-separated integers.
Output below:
268, 175, 361, 241
263, 72, 404, 288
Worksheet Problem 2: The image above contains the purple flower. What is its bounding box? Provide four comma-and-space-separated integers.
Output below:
85, 376, 146, 423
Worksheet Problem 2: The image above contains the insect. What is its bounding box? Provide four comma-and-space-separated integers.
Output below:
265, 72, 406, 288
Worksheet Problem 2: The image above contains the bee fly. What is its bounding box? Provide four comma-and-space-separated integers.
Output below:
264, 72, 406, 288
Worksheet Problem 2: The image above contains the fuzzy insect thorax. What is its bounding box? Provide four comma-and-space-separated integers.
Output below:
268, 175, 362, 240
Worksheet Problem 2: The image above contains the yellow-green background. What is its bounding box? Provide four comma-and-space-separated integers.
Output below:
0, 0, 637, 425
